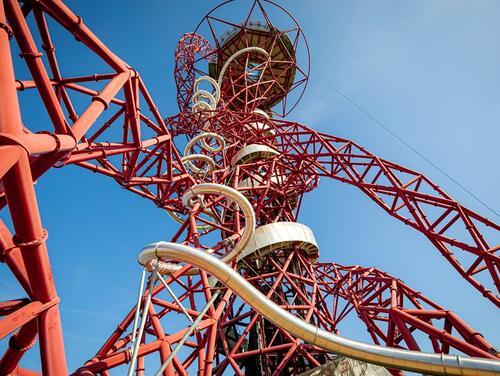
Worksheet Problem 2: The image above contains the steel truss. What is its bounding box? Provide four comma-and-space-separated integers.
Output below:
0, 0, 498, 375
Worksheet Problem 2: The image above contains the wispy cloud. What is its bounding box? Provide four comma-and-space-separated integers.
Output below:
62, 307, 119, 321
64, 332, 103, 343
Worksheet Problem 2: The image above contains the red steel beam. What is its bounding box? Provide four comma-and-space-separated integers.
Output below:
0, 0, 67, 373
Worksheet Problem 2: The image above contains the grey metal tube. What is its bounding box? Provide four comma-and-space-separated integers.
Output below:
148, 183, 255, 275
138, 242, 500, 376
156, 272, 194, 324
127, 267, 159, 376
130, 269, 147, 347
180, 154, 215, 174
184, 132, 225, 154
154, 290, 220, 376
217, 47, 270, 89
181, 183, 255, 263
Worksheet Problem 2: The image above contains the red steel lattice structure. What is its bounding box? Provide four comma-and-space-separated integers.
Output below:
0, 0, 498, 375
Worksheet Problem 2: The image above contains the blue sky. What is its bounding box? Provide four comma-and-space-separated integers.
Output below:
1, 0, 499, 372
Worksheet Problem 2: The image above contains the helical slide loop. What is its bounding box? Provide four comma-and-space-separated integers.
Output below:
182, 132, 225, 174
167, 82, 225, 228
185, 132, 225, 154
137, 242, 500, 376
158, 183, 255, 275
167, 132, 224, 230
192, 90, 217, 111
192, 76, 219, 112
194, 75, 220, 104
182, 183, 255, 263
217, 47, 270, 89
165, 203, 213, 232
186, 76, 223, 169
253, 108, 270, 119
191, 76, 219, 148
180, 154, 215, 174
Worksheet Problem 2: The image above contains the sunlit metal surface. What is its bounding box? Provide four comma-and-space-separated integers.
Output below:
239, 221, 319, 260
138, 242, 500, 376
231, 144, 279, 165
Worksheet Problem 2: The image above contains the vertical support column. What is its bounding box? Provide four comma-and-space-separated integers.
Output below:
0, 320, 38, 373
0, 1, 67, 374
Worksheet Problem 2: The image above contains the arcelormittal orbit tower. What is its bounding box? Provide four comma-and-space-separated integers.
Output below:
0, 1, 499, 375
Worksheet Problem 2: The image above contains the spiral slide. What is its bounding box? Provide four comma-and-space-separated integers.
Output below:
138, 242, 500, 376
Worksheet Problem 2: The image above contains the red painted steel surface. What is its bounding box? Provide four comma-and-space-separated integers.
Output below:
0, 0, 498, 375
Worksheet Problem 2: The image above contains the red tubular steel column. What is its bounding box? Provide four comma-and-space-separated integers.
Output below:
0, 1, 67, 374
0, 320, 38, 374
4, 0, 68, 134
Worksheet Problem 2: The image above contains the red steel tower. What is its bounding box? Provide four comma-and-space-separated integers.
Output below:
0, 1, 498, 375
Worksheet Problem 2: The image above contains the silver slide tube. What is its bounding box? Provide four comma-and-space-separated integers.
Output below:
218, 47, 270, 89
192, 90, 217, 111
138, 242, 500, 376
184, 132, 225, 154
194, 76, 220, 103
152, 183, 255, 275
181, 183, 255, 263
183, 132, 225, 174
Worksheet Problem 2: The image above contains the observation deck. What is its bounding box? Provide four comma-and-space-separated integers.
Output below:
211, 20, 297, 110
